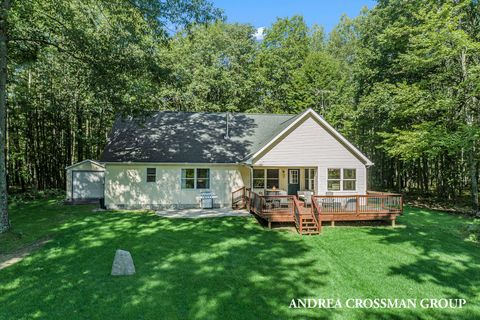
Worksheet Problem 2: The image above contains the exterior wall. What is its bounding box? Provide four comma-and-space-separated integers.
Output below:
104, 164, 246, 209
253, 115, 367, 195
66, 161, 105, 200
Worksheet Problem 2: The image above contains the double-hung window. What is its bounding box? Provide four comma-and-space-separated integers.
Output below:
327, 168, 341, 191
343, 169, 356, 191
253, 169, 280, 189
327, 168, 356, 191
253, 169, 265, 188
146, 168, 156, 183
196, 169, 210, 189
266, 169, 279, 189
181, 168, 210, 189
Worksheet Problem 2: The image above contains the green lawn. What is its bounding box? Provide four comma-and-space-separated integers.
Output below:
0, 199, 479, 320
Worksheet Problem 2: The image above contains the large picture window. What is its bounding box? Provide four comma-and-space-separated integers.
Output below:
327, 168, 357, 191
181, 168, 210, 189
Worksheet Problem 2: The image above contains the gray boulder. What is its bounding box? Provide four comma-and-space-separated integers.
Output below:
111, 249, 136, 276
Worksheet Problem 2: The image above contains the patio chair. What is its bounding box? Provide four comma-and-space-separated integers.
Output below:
278, 190, 290, 208
344, 198, 357, 212
297, 190, 305, 200
321, 191, 336, 212
303, 191, 313, 207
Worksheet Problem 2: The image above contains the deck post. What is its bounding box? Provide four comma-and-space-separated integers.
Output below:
268, 220, 271, 229
331, 220, 335, 227
391, 219, 396, 227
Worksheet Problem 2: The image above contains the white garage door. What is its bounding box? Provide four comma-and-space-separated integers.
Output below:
72, 171, 105, 200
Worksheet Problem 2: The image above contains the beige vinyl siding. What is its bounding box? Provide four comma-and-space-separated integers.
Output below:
253, 116, 367, 195
66, 161, 105, 200
104, 164, 245, 209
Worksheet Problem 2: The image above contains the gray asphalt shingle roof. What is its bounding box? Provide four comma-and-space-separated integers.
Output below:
100, 111, 300, 163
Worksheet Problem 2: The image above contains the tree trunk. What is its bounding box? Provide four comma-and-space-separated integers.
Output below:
0, 0, 10, 233
469, 148, 479, 215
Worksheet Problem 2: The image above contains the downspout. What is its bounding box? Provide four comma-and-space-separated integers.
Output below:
249, 165, 253, 189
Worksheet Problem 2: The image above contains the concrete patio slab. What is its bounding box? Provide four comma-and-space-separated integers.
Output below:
155, 208, 251, 219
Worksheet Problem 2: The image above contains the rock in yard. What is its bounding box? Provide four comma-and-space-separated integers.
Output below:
111, 249, 136, 276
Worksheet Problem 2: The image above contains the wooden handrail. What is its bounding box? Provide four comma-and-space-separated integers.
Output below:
231, 186, 246, 208
367, 190, 402, 196
293, 197, 303, 234
311, 196, 322, 232
232, 186, 246, 195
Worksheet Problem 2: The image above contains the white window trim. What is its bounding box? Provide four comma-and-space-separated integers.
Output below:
181, 168, 210, 190
326, 168, 357, 192
342, 168, 357, 191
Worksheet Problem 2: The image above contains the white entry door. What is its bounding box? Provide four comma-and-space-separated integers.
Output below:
72, 171, 105, 199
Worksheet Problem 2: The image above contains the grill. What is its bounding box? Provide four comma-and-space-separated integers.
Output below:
199, 191, 216, 209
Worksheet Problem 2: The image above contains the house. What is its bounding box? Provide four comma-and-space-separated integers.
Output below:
66, 108, 402, 234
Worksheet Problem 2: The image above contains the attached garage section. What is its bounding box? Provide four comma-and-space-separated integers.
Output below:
66, 160, 105, 201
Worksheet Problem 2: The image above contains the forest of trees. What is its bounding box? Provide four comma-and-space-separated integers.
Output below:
1, 0, 479, 231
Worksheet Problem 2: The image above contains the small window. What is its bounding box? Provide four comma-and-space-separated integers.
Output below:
196, 168, 210, 189
289, 170, 299, 185
327, 168, 341, 191
253, 169, 265, 188
181, 169, 195, 189
146, 168, 156, 182
343, 169, 356, 191
266, 169, 279, 189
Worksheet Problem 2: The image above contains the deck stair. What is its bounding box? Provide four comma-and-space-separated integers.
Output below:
294, 202, 320, 235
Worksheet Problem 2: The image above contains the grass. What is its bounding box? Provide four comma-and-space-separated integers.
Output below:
0, 199, 479, 320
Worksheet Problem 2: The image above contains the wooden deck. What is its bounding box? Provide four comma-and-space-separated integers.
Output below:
231, 187, 403, 235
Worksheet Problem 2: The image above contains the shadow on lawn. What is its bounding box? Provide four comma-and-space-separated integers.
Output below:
0, 210, 332, 319
366, 207, 480, 303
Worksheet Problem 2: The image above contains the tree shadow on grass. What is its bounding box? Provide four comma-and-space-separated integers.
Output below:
366, 207, 480, 303
359, 308, 480, 320
0, 210, 333, 320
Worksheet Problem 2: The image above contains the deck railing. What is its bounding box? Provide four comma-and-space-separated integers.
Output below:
245, 188, 295, 216
231, 186, 246, 208
312, 193, 403, 214
237, 188, 402, 217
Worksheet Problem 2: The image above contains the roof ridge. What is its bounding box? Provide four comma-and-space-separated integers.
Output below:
126, 110, 298, 117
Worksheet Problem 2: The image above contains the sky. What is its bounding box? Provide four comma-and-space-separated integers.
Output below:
212, 0, 376, 40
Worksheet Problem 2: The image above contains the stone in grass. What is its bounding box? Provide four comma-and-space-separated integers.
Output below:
111, 249, 136, 276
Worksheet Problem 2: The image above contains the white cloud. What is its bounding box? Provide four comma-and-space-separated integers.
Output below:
253, 27, 265, 41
